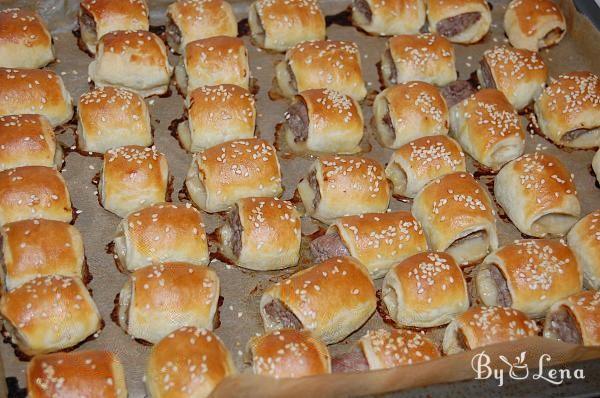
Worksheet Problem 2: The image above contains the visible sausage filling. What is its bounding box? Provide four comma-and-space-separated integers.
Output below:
489, 265, 512, 307
78, 9, 97, 42
263, 299, 303, 330
456, 328, 471, 351
287, 62, 298, 91
384, 49, 397, 84
166, 17, 182, 50
479, 59, 496, 89
353, 0, 373, 23
441, 80, 476, 108
547, 306, 583, 345
228, 206, 243, 258
286, 99, 310, 143
332, 348, 370, 373
310, 230, 350, 263
436, 12, 482, 38
382, 106, 396, 141
562, 127, 596, 142
307, 169, 321, 210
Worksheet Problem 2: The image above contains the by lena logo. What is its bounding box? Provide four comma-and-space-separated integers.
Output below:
471, 351, 585, 387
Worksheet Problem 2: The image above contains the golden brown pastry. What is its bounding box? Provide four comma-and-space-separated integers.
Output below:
494, 152, 580, 237
0, 8, 54, 68
77, 87, 152, 154
567, 210, 600, 289
352, 0, 426, 36
1, 219, 84, 290
504, 0, 566, 51
544, 290, 600, 346
27, 351, 127, 398
476, 239, 583, 318
0, 114, 62, 171
249, 0, 326, 52
427, 0, 491, 44
260, 256, 377, 344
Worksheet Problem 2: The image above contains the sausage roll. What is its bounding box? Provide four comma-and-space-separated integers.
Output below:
88, 30, 173, 98
0, 275, 102, 356
185, 138, 283, 213
118, 263, 220, 343
477, 45, 548, 111
0, 68, 73, 127
178, 85, 256, 152
27, 351, 127, 398
373, 81, 449, 149
352, 0, 426, 36
146, 327, 235, 398
0, 166, 72, 226
385, 135, 466, 198
218, 197, 301, 271
77, 87, 152, 154
450, 89, 525, 170
381, 34, 456, 87
494, 152, 580, 237
0, 114, 62, 171
275, 40, 367, 101
504, 0, 566, 52
283, 88, 364, 154
427, 0, 491, 44
310, 211, 428, 279
544, 290, 600, 346
567, 210, 600, 289
113, 202, 209, 272
79, 0, 149, 55
248, 329, 331, 378
1, 219, 84, 291
166, 0, 238, 54
332, 329, 440, 372
175, 36, 250, 96
412, 172, 498, 264
249, 0, 326, 52
476, 239, 582, 318
382, 251, 469, 327
0, 8, 54, 68
99, 146, 169, 218
443, 306, 539, 354
298, 155, 391, 224
260, 256, 377, 344
534, 72, 600, 148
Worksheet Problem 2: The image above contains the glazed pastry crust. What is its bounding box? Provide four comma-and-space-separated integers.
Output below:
0, 8, 55, 68
567, 210, 600, 289
359, 329, 441, 369
544, 291, 600, 346
352, 0, 426, 36
427, 0, 492, 44
504, 0, 566, 51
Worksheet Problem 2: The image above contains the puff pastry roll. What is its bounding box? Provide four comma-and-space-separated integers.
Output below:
450, 89, 525, 170
332, 329, 440, 372
79, 0, 149, 54
77, 87, 152, 154
0, 275, 102, 355
298, 155, 390, 224
476, 239, 582, 318
0, 166, 72, 226
185, 138, 282, 213
283, 89, 364, 154
0, 8, 54, 68
477, 45, 548, 111
352, 0, 426, 36
544, 290, 600, 346
0, 114, 62, 171
1, 219, 84, 290
27, 351, 127, 398
594, 150, 600, 184
260, 256, 376, 344
412, 172, 498, 264
88, 30, 173, 98
219, 197, 301, 271
0, 68, 73, 127
99, 146, 169, 218
567, 210, 600, 289
248, 329, 331, 378
114, 202, 208, 272
166, 0, 238, 54
146, 327, 235, 398
385, 135, 466, 198
504, 0, 566, 51
427, 0, 491, 44
443, 306, 539, 354
118, 263, 220, 343
373, 81, 449, 149
178, 85, 256, 152
495, 152, 580, 237
534, 71, 600, 148
381, 34, 456, 87
175, 36, 250, 96
310, 211, 427, 279
249, 0, 326, 52
276, 40, 367, 101
382, 251, 469, 327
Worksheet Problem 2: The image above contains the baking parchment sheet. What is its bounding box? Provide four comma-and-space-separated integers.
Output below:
0, 0, 599, 397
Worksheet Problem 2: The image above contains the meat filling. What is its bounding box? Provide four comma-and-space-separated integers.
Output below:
307, 169, 321, 210
547, 306, 583, 345
436, 12, 482, 38
286, 100, 310, 142
456, 328, 471, 351
562, 127, 596, 142
382, 106, 396, 141
384, 49, 397, 84
479, 59, 496, 89
263, 299, 303, 330
332, 348, 370, 373
166, 17, 182, 50
489, 265, 512, 307
228, 206, 243, 258
78, 9, 97, 41
441, 80, 476, 108
310, 230, 350, 263
353, 0, 373, 23
287, 62, 297, 91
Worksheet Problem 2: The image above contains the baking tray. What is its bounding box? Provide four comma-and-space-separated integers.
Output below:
1, 0, 600, 397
